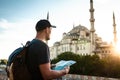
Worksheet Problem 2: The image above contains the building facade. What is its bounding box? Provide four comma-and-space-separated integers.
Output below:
50, 25, 103, 59
50, 0, 118, 59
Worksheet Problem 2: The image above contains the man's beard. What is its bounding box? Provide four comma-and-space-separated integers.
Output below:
46, 36, 50, 41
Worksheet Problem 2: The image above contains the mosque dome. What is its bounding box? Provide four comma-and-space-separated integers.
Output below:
63, 25, 90, 39
53, 42, 60, 46
69, 25, 90, 34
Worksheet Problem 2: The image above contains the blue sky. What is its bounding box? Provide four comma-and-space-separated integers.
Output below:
0, 0, 55, 21
0, 0, 120, 59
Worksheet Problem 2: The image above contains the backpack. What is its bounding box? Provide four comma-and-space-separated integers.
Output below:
6, 41, 32, 80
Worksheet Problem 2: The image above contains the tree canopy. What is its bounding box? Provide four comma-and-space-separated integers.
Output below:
51, 52, 120, 78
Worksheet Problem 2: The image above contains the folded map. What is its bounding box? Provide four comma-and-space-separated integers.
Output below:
52, 60, 76, 70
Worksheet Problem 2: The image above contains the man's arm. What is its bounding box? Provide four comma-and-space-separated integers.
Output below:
39, 62, 69, 80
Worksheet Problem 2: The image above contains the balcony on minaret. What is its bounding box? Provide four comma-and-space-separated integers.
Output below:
89, 18, 95, 22
89, 9, 94, 12
90, 29, 95, 32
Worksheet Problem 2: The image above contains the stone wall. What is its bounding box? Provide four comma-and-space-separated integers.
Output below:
62, 74, 120, 80
0, 72, 120, 80
0, 70, 7, 80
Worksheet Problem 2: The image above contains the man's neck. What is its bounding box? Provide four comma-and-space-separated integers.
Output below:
35, 37, 47, 43
35, 33, 47, 44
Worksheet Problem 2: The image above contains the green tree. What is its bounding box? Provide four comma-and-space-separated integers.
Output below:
51, 52, 80, 74
51, 52, 120, 78
0, 59, 7, 65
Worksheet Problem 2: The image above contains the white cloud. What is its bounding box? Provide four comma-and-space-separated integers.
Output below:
0, 18, 8, 27
0, 18, 36, 59
95, 0, 110, 4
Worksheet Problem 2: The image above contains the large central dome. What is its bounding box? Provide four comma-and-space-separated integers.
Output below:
69, 25, 90, 34
63, 25, 90, 40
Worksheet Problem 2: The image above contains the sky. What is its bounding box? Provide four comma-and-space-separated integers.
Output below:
0, 0, 120, 59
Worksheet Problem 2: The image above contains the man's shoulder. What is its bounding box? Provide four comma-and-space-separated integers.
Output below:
31, 39, 48, 47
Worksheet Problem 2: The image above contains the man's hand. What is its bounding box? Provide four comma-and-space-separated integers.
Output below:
63, 66, 70, 74
51, 64, 56, 69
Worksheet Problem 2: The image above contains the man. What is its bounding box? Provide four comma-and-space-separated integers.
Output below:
27, 19, 70, 80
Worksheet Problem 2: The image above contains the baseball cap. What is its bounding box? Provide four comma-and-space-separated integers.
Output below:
35, 19, 56, 31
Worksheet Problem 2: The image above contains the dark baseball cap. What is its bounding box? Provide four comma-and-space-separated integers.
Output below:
35, 19, 56, 31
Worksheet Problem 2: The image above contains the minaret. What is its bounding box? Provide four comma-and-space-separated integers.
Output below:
47, 12, 49, 20
89, 0, 95, 53
113, 12, 117, 46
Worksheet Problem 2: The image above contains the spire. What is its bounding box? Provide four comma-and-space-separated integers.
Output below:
113, 12, 116, 26
113, 12, 117, 46
47, 12, 49, 20
73, 23, 75, 28
90, 0, 93, 3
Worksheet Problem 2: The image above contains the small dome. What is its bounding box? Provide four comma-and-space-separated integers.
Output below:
54, 42, 60, 46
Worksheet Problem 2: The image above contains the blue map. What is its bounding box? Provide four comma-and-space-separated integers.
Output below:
53, 60, 76, 70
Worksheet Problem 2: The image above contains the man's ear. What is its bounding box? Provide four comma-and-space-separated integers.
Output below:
45, 27, 49, 34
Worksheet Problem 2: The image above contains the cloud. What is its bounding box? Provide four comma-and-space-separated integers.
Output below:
0, 19, 9, 33
0, 18, 36, 59
95, 0, 110, 4
0, 27, 5, 33
0, 18, 36, 36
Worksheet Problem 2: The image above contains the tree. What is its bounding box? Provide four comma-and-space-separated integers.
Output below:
51, 52, 80, 74
0, 59, 7, 65
51, 52, 120, 78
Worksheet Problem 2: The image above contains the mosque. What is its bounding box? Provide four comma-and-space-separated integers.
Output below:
49, 0, 118, 59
